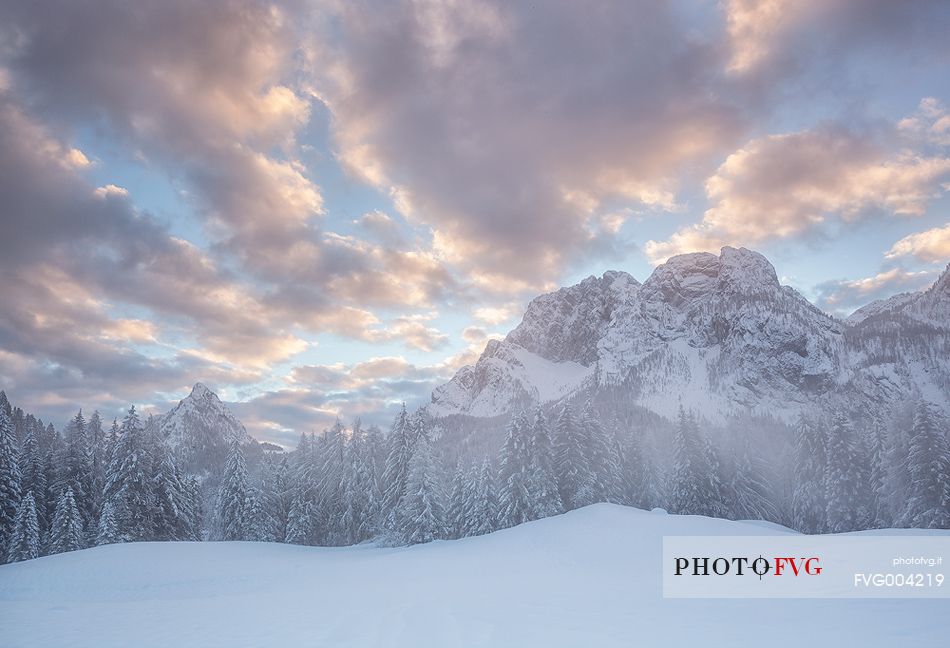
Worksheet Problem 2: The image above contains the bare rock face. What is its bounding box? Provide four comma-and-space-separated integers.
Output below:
431, 249, 950, 422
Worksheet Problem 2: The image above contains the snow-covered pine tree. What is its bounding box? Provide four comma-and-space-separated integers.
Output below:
580, 402, 621, 505
445, 463, 467, 539
152, 448, 189, 541
381, 405, 415, 528
87, 410, 106, 521
867, 416, 890, 528
459, 463, 482, 538
699, 436, 730, 519
341, 422, 379, 544
182, 475, 204, 541
791, 414, 827, 533
48, 487, 83, 554
107, 418, 120, 457
473, 458, 499, 536
365, 423, 386, 489
670, 406, 706, 516
901, 401, 950, 529
554, 405, 594, 511
284, 491, 312, 545
263, 456, 292, 542
623, 430, 660, 511
96, 499, 121, 545
527, 406, 563, 520
40, 447, 58, 548
61, 410, 95, 529
244, 487, 272, 542
18, 424, 47, 540
0, 405, 22, 555
730, 439, 778, 522
288, 432, 318, 539
498, 411, 533, 528
824, 412, 867, 533
103, 406, 155, 542
6, 492, 40, 563
317, 419, 347, 544
213, 439, 249, 541
394, 419, 445, 545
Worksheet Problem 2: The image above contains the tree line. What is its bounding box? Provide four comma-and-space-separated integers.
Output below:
1, 389, 948, 564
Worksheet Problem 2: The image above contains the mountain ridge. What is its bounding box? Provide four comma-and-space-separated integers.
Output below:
430, 247, 950, 422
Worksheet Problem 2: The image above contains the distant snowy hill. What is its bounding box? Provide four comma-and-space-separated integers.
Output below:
431, 247, 950, 422
156, 383, 255, 475
1, 504, 947, 648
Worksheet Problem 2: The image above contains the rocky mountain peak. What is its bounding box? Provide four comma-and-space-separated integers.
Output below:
160, 383, 252, 474
430, 248, 950, 422
189, 382, 215, 401
641, 247, 780, 304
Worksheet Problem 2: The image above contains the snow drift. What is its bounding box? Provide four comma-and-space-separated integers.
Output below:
1, 504, 947, 648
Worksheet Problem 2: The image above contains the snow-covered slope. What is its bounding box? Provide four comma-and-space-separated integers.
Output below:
431, 248, 950, 421
157, 383, 254, 474
1, 504, 947, 648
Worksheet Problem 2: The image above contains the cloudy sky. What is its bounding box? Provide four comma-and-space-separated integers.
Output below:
1, 0, 949, 445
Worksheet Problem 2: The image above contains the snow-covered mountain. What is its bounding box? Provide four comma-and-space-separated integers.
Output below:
430, 247, 950, 422
156, 383, 254, 475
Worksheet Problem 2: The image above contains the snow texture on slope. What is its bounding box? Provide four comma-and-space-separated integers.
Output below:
1, 504, 947, 648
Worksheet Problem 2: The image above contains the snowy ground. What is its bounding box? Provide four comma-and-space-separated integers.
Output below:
1, 504, 948, 648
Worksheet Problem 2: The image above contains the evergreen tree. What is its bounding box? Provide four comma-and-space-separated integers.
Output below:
152, 449, 189, 541
498, 412, 533, 528
40, 448, 58, 548
824, 413, 866, 533
6, 492, 40, 563
866, 417, 889, 528
341, 423, 380, 544
289, 432, 318, 540
264, 457, 292, 542
61, 410, 95, 529
284, 492, 312, 545
18, 425, 47, 539
670, 407, 706, 516
472, 459, 499, 536
49, 487, 83, 554
580, 402, 621, 504
96, 500, 121, 545
459, 464, 482, 538
244, 488, 272, 542
87, 411, 106, 520
527, 407, 563, 519
554, 406, 594, 510
365, 424, 386, 488
213, 440, 249, 541
316, 419, 347, 544
381, 405, 415, 527
699, 436, 730, 519
394, 421, 445, 545
103, 406, 154, 542
730, 439, 778, 522
445, 463, 468, 539
792, 414, 827, 533
623, 431, 660, 511
901, 401, 950, 528
182, 476, 204, 541
0, 405, 22, 554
